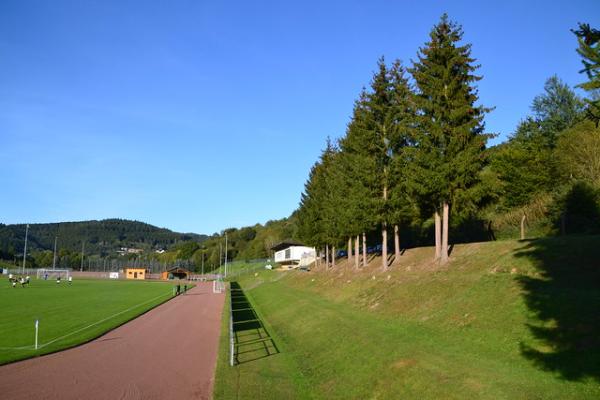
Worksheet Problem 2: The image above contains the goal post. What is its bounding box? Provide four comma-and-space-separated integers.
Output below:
213, 278, 225, 293
36, 269, 70, 280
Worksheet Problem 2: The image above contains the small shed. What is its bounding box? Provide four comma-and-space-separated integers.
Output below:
125, 267, 146, 280
271, 240, 316, 266
161, 267, 190, 280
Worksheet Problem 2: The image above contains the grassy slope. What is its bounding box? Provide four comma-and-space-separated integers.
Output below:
215, 236, 600, 399
0, 279, 176, 364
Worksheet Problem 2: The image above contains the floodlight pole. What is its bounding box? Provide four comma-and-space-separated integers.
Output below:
225, 232, 228, 278
22, 224, 29, 274
219, 242, 222, 277
52, 236, 58, 270
80, 241, 85, 272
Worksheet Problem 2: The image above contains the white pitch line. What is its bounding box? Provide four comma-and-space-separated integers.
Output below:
0, 292, 171, 351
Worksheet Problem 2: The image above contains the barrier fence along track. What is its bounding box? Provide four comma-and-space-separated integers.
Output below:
229, 284, 234, 366
228, 282, 278, 366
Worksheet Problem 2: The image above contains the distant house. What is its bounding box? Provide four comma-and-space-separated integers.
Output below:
117, 247, 144, 256
155, 249, 166, 254
271, 240, 316, 267
124, 267, 146, 280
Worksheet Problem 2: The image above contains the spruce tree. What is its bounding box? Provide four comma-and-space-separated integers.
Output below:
297, 139, 341, 267
387, 60, 416, 264
408, 14, 491, 264
338, 76, 383, 268
339, 59, 413, 270
572, 23, 600, 125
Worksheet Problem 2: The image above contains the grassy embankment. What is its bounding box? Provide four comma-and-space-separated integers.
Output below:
0, 279, 177, 364
222, 259, 276, 279
214, 235, 600, 399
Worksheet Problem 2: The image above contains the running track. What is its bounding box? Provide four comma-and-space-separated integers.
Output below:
0, 282, 225, 400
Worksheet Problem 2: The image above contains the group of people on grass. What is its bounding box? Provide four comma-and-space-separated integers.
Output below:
8, 274, 30, 288
54, 275, 73, 285
8, 273, 72, 287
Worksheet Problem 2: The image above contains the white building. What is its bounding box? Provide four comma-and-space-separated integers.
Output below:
271, 241, 316, 268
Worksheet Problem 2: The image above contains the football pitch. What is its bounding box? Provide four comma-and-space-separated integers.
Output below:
0, 278, 175, 365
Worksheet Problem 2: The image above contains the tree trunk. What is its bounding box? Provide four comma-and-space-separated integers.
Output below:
348, 237, 352, 261
319, 248, 323, 268
362, 232, 367, 267
382, 182, 388, 270
520, 214, 526, 240
441, 202, 449, 264
325, 245, 329, 270
382, 226, 388, 270
434, 209, 441, 261
394, 224, 400, 264
332, 246, 336, 269
355, 235, 359, 269
561, 213, 566, 235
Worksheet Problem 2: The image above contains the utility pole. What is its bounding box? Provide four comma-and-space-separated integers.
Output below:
80, 241, 85, 272
201, 248, 205, 276
52, 236, 58, 270
22, 224, 29, 274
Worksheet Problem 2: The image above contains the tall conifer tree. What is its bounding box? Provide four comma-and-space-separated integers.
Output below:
408, 14, 490, 264
572, 23, 600, 125
340, 59, 413, 270
297, 139, 341, 267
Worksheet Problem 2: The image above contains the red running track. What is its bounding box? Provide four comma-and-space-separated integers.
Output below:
0, 282, 225, 400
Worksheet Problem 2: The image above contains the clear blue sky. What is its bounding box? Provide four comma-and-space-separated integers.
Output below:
1, 0, 599, 234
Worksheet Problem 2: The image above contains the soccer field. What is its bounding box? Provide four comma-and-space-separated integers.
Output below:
0, 278, 175, 365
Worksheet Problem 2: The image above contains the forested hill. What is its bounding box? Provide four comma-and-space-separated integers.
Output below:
0, 219, 207, 259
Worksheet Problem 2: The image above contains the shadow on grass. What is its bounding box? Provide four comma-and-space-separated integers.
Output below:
230, 281, 279, 365
515, 235, 600, 382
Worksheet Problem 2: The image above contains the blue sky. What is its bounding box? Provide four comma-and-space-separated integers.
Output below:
1, 0, 599, 234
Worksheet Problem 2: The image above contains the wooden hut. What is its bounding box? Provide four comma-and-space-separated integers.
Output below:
160, 267, 190, 280
124, 267, 146, 280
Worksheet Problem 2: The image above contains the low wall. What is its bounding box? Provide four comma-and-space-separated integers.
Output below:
31, 270, 219, 281
70, 271, 117, 279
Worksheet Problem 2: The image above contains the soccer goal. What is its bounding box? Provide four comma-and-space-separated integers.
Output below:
213, 279, 225, 293
36, 269, 70, 280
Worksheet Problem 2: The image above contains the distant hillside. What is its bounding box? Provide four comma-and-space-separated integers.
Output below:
156, 215, 300, 270
0, 219, 207, 260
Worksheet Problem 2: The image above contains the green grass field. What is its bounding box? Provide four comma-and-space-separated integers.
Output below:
214, 236, 600, 399
222, 259, 277, 279
0, 278, 176, 365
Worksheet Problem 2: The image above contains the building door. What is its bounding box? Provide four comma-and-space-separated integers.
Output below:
134, 272, 138, 278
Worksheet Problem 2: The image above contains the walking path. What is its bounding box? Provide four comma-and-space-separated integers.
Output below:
0, 282, 225, 400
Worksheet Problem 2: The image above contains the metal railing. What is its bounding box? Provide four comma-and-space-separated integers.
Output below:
229, 284, 235, 366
